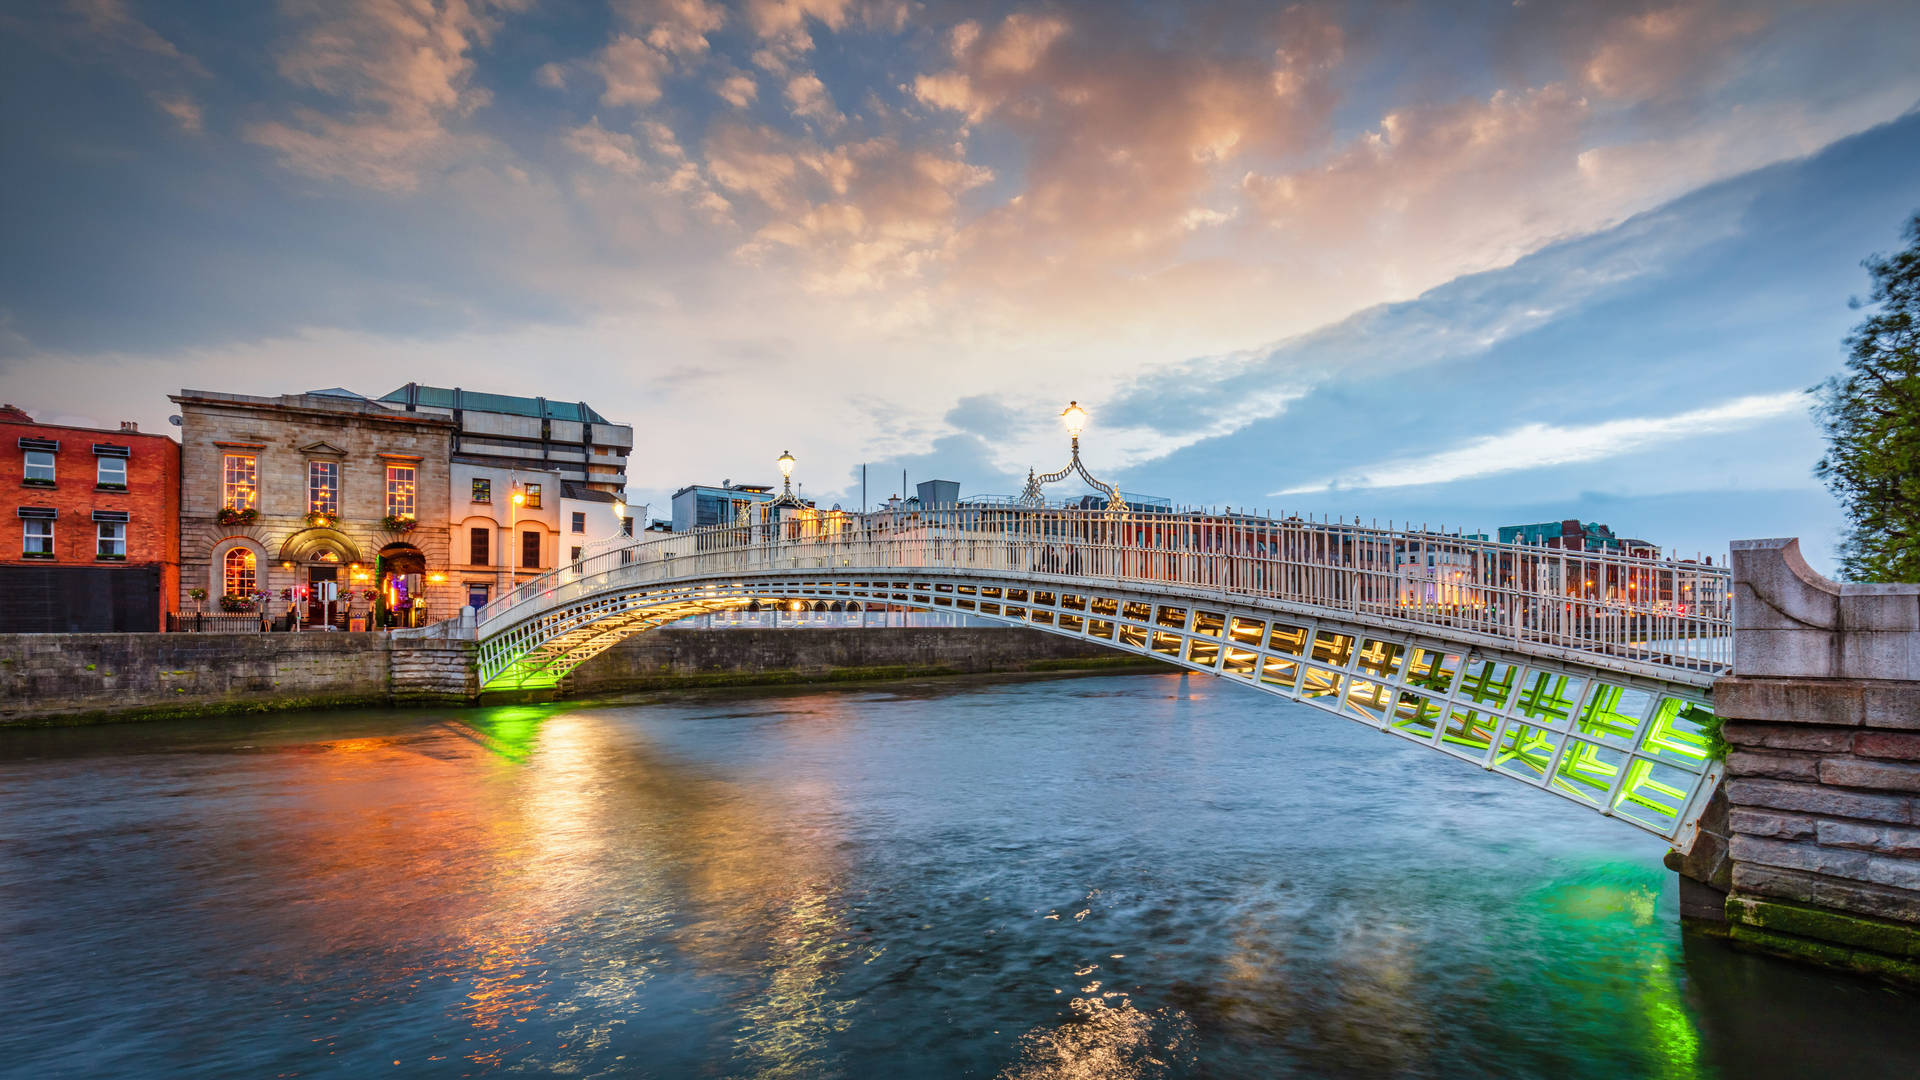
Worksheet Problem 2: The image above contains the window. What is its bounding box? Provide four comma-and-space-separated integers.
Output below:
308, 461, 339, 514
470, 527, 490, 566
466, 583, 490, 611
97, 457, 127, 489
97, 521, 126, 558
24, 450, 54, 485
222, 454, 257, 510
571, 511, 586, 534
385, 465, 415, 519
223, 548, 256, 597
524, 483, 542, 509
521, 529, 540, 569
472, 477, 491, 503
622, 516, 634, 536
23, 519, 52, 556
570, 545, 582, 563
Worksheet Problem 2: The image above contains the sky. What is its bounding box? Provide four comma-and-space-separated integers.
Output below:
4, 0, 1918, 573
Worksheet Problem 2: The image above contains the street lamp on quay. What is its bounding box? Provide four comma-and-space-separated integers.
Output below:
1020, 399, 1124, 511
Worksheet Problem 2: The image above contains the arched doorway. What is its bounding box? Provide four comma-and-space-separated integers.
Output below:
279, 528, 365, 627
377, 543, 428, 628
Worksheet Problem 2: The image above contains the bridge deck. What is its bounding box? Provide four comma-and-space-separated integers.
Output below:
471, 509, 1732, 850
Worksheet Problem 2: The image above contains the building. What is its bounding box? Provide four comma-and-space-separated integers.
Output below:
2, 405, 180, 631
171, 389, 456, 627
672, 482, 774, 532
1497, 518, 1657, 557
376, 384, 634, 496
560, 482, 634, 566
447, 460, 564, 614
1393, 531, 1489, 605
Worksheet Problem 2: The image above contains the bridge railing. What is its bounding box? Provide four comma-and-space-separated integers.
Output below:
477, 506, 1733, 674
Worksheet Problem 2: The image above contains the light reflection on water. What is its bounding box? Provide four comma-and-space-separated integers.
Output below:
1, 672, 1917, 1079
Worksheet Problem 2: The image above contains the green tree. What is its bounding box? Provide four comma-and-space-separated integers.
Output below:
1814, 212, 1920, 582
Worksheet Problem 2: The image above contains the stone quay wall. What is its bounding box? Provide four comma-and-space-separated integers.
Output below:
0, 627, 1145, 725
0, 632, 393, 724
563, 626, 1141, 693
1715, 537, 1920, 983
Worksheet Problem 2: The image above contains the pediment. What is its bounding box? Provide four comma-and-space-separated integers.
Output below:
301, 441, 348, 457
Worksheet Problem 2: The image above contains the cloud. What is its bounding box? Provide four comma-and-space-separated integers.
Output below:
64, 0, 209, 131
598, 34, 672, 106
784, 71, 841, 125
1275, 390, 1809, 495
716, 71, 759, 107
244, 0, 523, 191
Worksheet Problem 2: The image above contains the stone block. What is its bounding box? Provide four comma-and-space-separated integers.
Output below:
1865, 684, 1920, 731
1732, 630, 1837, 680
1817, 821, 1920, 856
1726, 894, 1920, 960
1724, 778, 1912, 824
1715, 678, 1865, 727
1819, 757, 1920, 794
1838, 590, 1920, 631
1855, 731, 1920, 760
1729, 835, 1872, 879
1866, 857, 1920, 893
1720, 721, 1852, 751
1842, 634, 1920, 683
1731, 862, 1920, 923
1729, 809, 1817, 840
1725, 749, 1821, 781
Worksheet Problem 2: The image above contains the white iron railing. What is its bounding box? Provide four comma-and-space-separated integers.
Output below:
477, 506, 1734, 675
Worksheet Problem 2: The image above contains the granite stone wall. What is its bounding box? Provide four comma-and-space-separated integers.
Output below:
1715, 538, 1920, 983
563, 626, 1140, 692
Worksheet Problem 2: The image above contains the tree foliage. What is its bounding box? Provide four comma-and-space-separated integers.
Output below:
1814, 212, 1920, 583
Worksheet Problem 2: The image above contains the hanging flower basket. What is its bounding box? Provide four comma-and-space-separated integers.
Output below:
381, 514, 416, 532
216, 507, 258, 527
305, 510, 339, 529
187, 587, 207, 613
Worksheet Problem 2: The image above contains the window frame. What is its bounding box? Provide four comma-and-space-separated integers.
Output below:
307, 461, 340, 515
471, 477, 491, 503
570, 511, 586, 534
223, 547, 257, 597
385, 464, 416, 519
22, 518, 53, 557
221, 453, 258, 511
23, 449, 55, 485
520, 528, 541, 569
524, 482, 542, 509
96, 520, 127, 559
470, 526, 491, 567
96, 456, 127, 489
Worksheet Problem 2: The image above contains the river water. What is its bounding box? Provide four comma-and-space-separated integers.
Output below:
3, 672, 1917, 1079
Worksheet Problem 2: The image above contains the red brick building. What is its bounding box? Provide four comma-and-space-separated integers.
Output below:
2, 404, 181, 631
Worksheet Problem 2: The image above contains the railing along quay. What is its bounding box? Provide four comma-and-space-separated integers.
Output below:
479, 506, 1733, 677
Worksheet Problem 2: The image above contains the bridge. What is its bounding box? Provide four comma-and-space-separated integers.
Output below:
469, 501, 1733, 851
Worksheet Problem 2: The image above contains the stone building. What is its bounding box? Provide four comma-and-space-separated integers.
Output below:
171, 389, 457, 626
1, 404, 180, 631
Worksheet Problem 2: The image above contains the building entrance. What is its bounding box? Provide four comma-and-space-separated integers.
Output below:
307, 565, 339, 627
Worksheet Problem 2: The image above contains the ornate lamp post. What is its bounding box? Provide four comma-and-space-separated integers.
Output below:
1020, 400, 1125, 511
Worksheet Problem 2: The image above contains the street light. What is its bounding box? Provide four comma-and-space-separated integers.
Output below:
1060, 400, 1088, 439
778, 450, 796, 480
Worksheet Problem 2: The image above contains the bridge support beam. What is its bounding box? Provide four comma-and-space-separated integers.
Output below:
1711, 538, 1920, 984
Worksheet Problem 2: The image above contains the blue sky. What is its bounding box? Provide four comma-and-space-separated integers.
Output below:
4, 1, 1918, 572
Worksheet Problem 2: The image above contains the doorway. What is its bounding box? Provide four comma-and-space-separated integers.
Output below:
307, 565, 339, 627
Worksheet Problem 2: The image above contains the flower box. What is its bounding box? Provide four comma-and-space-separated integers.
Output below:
216, 507, 259, 527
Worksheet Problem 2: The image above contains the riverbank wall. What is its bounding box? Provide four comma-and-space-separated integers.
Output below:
0, 627, 1148, 726
1712, 538, 1920, 985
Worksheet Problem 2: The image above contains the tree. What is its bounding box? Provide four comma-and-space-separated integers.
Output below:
1814, 212, 1920, 583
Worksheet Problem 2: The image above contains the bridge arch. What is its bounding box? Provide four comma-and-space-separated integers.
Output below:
469, 509, 1730, 847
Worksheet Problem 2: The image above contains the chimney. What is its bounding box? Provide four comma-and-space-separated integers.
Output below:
120, 420, 139, 432
0, 404, 32, 422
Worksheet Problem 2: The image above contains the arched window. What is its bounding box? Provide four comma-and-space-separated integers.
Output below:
224, 548, 256, 597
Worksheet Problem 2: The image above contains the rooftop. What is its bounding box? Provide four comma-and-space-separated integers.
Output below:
379, 383, 614, 425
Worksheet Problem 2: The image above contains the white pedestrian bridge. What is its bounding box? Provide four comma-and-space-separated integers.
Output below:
470, 507, 1731, 849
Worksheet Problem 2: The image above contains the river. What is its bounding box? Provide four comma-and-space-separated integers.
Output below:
2, 672, 1917, 1078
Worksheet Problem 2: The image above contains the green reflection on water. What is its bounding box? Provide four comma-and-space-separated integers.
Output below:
1525, 863, 1702, 1078
441, 705, 561, 763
